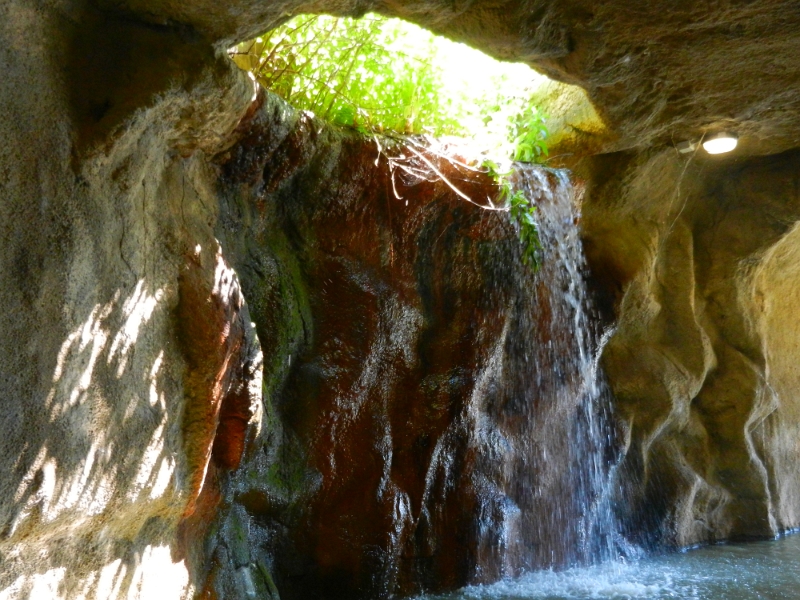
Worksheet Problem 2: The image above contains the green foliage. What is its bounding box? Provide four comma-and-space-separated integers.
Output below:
481, 159, 511, 183
511, 106, 549, 163
487, 166, 542, 270
232, 14, 549, 269
231, 14, 551, 150
231, 15, 460, 135
502, 105, 547, 270
507, 188, 542, 268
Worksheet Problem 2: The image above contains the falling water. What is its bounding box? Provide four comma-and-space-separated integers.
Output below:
411, 165, 800, 600
535, 166, 642, 564
522, 166, 620, 562
399, 163, 634, 596
485, 164, 631, 573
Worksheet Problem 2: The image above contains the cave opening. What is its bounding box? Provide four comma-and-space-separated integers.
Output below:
230, 14, 549, 153
223, 13, 608, 271
227, 14, 604, 163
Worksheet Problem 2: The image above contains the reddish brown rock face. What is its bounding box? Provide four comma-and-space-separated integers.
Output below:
178, 247, 259, 514
205, 96, 618, 599
174, 244, 263, 593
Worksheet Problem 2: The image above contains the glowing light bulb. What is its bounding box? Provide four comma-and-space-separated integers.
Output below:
702, 132, 738, 154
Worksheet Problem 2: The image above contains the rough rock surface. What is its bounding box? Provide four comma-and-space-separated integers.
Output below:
101, 0, 800, 154
4, 0, 800, 597
0, 0, 260, 595
206, 94, 615, 599
581, 148, 800, 547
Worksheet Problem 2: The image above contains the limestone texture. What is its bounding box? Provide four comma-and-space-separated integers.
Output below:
3, 0, 800, 597
581, 148, 800, 548
0, 0, 260, 596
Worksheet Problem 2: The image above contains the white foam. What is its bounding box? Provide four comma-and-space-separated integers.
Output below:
455, 562, 672, 599
418, 533, 800, 600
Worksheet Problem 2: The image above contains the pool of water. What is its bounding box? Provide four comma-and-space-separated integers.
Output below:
419, 533, 800, 600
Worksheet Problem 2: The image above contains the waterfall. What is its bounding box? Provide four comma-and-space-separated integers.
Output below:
495, 164, 630, 570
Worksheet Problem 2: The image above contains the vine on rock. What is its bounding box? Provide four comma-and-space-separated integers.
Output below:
483, 158, 543, 270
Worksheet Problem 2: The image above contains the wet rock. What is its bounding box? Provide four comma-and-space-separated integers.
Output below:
205, 94, 616, 599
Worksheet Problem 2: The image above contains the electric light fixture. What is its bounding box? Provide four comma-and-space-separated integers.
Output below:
702, 132, 738, 155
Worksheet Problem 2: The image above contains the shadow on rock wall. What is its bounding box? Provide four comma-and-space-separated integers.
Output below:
0, 5, 258, 593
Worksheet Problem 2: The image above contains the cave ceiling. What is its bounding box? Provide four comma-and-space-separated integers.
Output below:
103, 0, 800, 154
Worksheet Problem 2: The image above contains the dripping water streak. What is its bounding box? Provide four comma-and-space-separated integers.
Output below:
511, 165, 631, 568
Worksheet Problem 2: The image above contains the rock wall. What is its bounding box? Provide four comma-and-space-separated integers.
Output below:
581, 148, 800, 548
98, 0, 800, 153
205, 93, 616, 599
0, 0, 260, 596
4, 0, 800, 597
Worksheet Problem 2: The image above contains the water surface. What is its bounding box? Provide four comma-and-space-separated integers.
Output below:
420, 533, 800, 600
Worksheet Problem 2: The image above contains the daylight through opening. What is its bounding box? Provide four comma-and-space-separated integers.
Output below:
229, 14, 562, 159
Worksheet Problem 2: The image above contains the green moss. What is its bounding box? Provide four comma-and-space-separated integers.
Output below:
260, 233, 310, 405
255, 556, 281, 600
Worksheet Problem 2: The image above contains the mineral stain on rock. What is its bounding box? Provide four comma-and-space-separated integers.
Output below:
5, 0, 800, 595
200, 95, 620, 599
